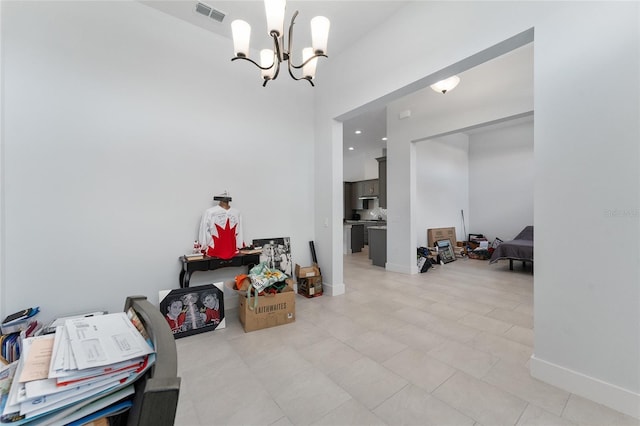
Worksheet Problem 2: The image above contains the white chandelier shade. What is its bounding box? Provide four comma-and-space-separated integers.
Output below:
231, 0, 330, 87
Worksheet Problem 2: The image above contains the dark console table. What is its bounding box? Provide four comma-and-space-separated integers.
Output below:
178, 253, 260, 288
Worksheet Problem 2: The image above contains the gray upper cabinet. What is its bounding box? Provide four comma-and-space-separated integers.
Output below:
352, 181, 363, 210
345, 178, 380, 211
377, 156, 387, 208
362, 179, 378, 197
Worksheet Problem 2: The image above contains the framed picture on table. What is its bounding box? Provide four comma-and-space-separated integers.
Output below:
159, 283, 225, 339
252, 237, 293, 277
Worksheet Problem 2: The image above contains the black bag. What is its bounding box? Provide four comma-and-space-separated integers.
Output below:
417, 247, 435, 273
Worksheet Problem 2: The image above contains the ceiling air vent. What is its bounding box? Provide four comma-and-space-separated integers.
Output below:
195, 2, 225, 23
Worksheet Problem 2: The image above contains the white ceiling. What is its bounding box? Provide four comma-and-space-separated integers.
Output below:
141, 1, 410, 58
140, 1, 533, 157
342, 42, 534, 155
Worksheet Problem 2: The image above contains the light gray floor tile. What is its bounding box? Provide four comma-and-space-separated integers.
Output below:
448, 298, 496, 315
433, 371, 528, 426
483, 359, 570, 416
422, 302, 470, 321
387, 323, 447, 353
174, 395, 201, 426
329, 357, 408, 409
562, 394, 640, 426
428, 340, 499, 378
503, 325, 534, 346
270, 416, 295, 426
382, 348, 457, 392
374, 384, 475, 426
516, 404, 577, 426
423, 316, 481, 343
297, 336, 363, 375
273, 367, 352, 426
471, 331, 533, 365
345, 330, 408, 363
312, 398, 388, 426
458, 312, 513, 334
487, 307, 534, 329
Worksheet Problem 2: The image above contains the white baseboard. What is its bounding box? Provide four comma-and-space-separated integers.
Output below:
530, 355, 640, 419
323, 281, 345, 296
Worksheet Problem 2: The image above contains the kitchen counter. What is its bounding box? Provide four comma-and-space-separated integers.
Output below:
345, 219, 387, 224
368, 227, 387, 267
343, 223, 365, 254
345, 220, 386, 246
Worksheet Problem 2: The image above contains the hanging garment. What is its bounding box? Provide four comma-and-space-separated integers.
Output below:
198, 205, 244, 259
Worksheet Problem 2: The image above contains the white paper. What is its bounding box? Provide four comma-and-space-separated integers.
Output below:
52, 356, 143, 383
65, 313, 154, 370
22, 372, 127, 416
44, 385, 134, 426
5, 335, 54, 411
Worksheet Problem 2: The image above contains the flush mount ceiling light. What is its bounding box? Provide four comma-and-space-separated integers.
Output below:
430, 75, 460, 94
354, 130, 362, 134
231, 0, 330, 87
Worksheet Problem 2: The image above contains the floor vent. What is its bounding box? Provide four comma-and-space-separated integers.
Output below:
195, 2, 225, 23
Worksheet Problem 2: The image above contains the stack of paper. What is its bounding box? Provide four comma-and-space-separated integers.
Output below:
0, 311, 155, 425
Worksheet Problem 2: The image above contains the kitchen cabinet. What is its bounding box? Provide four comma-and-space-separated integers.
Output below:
369, 226, 387, 267
351, 224, 364, 253
344, 182, 353, 219
351, 181, 363, 210
345, 179, 380, 211
376, 157, 387, 208
361, 179, 378, 197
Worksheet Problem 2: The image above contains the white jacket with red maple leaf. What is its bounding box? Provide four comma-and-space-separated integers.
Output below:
198, 205, 244, 259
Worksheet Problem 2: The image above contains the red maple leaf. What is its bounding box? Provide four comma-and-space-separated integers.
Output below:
206, 219, 238, 259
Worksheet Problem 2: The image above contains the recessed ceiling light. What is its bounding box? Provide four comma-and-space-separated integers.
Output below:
348, 147, 355, 150
354, 130, 362, 134
382, 137, 388, 141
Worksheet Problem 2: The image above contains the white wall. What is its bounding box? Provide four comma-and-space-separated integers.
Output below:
315, 1, 639, 418
468, 120, 534, 241
0, 1, 316, 320
343, 146, 382, 182
415, 134, 469, 246
531, 2, 639, 415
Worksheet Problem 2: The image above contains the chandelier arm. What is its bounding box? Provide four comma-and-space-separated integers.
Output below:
288, 53, 328, 70
270, 33, 282, 81
231, 56, 275, 71
286, 67, 315, 86
287, 10, 299, 61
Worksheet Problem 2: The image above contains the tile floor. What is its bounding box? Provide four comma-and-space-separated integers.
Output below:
174, 250, 639, 426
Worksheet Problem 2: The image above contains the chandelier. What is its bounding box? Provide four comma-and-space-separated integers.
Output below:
231, 0, 330, 87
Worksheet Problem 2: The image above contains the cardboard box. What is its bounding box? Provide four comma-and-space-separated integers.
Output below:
295, 263, 321, 279
427, 227, 457, 247
239, 282, 295, 332
298, 275, 323, 298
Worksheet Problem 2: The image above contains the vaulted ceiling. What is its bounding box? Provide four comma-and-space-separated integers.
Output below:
141, 1, 533, 156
